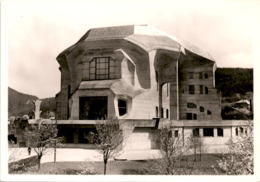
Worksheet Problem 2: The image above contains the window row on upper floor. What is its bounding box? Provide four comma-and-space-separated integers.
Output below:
180, 72, 210, 81
186, 85, 209, 95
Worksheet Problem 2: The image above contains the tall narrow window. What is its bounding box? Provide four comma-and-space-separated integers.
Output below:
204, 73, 208, 79
205, 87, 209, 94
193, 113, 197, 120
166, 109, 169, 118
89, 57, 115, 80
156, 106, 158, 117
200, 106, 204, 112
118, 99, 127, 116
188, 85, 195, 94
200, 85, 203, 94
174, 130, 179, 137
217, 128, 224, 137
193, 128, 200, 137
199, 72, 203, 79
161, 108, 164, 118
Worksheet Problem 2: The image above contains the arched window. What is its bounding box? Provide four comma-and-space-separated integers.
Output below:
89, 57, 115, 80
187, 103, 197, 108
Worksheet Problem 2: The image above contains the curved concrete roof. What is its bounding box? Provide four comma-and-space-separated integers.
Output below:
58, 25, 214, 61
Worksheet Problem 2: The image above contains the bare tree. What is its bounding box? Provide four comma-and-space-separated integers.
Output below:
26, 122, 62, 170
88, 119, 123, 175
150, 127, 194, 175
214, 122, 253, 175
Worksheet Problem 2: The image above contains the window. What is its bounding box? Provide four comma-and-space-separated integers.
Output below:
156, 107, 158, 117
199, 72, 203, 79
187, 103, 197, 108
240, 127, 244, 134
200, 85, 203, 94
200, 106, 204, 112
161, 108, 164, 118
174, 130, 179, 137
188, 85, 195, 94
193, 113, 197, 120
186, 113, 193, 120
235, 127, 239, 136
204, 73, 208, 79
118, 99, 127, 116
89, 57, 115, 80
193, 128, 200, 137
166, 109, 169, 118
203, 128, 214, 137
205, 87, 208, 94
188, 72, 194, 79
207, 110, 212, 115
217, 128, 224, 137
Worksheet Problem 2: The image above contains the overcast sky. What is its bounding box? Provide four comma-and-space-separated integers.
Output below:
5, 0, 260, 98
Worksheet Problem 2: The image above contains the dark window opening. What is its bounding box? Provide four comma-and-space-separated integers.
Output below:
189, 85, 195, 94
156, 106, 158, 117
199, 72, 203, 79
240, 127, 244, 134
118, 99, 127, 116
205, 87, 208, 94
193, 113, 197, 120
200, 106, 204, 112
245, 128, 248, 135
188, 72, 194, 79
161, 108, 164, 118
168, 130, 172, 138
207, 110, 212, 115
174, 130, 179, 137
204, 73, 208, 79
203, 128, 214, 137
193, 128, 200, 137
217, 128, 224, 137
187, 103, 197, 108
79, 96, 107, 120
166, 109, 169, 118
186, 113, 193, 120
235, 128, 238, 136
200, 85, 203, 94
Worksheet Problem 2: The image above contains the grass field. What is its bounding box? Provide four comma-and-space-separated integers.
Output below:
15, 154, 224, 175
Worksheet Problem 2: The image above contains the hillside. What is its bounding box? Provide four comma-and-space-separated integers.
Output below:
8, 87, 38, 117
215, 68, 253, 97
8, 87, 56, 118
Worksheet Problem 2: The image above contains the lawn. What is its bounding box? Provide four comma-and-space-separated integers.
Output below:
13, 154, 224, 175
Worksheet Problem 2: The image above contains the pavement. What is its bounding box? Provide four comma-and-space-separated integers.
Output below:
9, 148, 162, 163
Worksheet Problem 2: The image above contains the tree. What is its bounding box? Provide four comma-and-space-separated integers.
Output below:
88, 119, 123, 175
151, 127, 194, 175
214, 122, 253, 174
26, 122, 62, 170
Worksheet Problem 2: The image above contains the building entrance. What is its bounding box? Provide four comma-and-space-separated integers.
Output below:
79, 96, 108, 120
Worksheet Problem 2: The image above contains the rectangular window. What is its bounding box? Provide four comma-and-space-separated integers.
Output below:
199, 72, 203, 79
156, 106, 158, 117
200, 85, 203, 94
217, 128, 224, 137
186, 113, 193, 120
193, 128, 200, 137
203, 128, 214, 137
193, 113, 197, 120
188, 85, 195, 94
174, 130, 179, 137
205, 87, 209, 94
89, 57, 116, 80
166, 109, 169, 118
161, 108, 164, 118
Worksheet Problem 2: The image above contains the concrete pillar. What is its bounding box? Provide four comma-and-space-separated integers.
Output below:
158, 83, 163, 118
213, 128, 217, 137
199, 128, 203, 137
70, 95, 79, 120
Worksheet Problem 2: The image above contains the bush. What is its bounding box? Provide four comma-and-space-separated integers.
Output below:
9, 155, 38, 173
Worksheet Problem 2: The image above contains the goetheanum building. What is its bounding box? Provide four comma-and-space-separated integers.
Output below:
55, 25, 221, 122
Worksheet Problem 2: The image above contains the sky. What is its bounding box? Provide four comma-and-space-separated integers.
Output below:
3, 0, 260, 98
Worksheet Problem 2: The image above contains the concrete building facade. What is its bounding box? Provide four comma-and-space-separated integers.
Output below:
55, 25, 221, 121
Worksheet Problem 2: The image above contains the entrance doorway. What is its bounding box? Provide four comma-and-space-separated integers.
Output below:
79, 96, 108, 120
